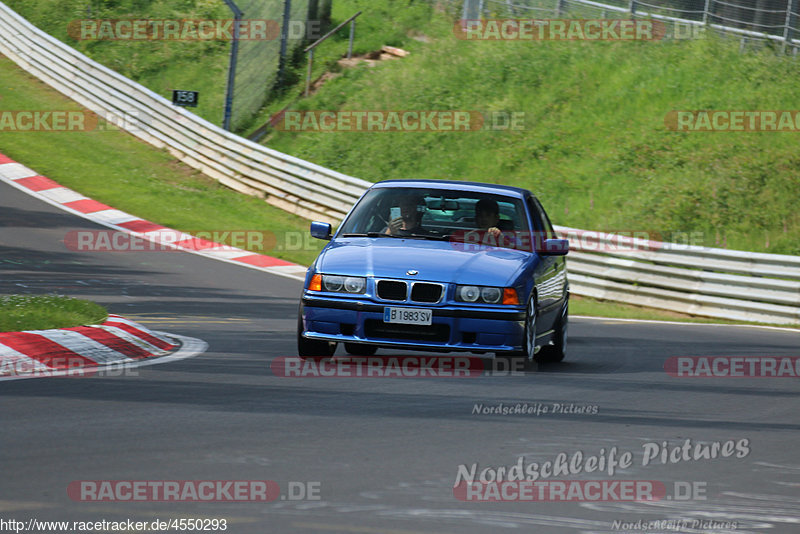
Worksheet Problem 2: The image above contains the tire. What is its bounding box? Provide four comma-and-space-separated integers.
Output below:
344, 343, 378, 356
536, 302, 567, 363
297, 307, 336, 359
499, 294, 538, 371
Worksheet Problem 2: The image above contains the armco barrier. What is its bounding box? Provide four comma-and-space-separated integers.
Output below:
557, 227, 800, 325
1, 3, 798, 325
0, 3, 369, 224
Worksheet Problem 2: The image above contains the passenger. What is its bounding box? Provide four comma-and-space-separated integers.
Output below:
475, 198, 502, 239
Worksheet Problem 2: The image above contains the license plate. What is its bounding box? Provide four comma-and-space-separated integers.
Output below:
383, 307, 432, 325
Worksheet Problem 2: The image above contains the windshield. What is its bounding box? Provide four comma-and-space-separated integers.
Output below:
337, 187, 531, 249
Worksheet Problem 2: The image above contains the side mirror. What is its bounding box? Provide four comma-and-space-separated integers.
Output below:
310, 221, 332, 240
540, 238, 569, 256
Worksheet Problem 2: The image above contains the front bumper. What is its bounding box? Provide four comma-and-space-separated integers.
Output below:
300, 295, 526, 353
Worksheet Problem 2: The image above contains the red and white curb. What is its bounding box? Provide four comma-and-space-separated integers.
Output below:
0, 152, 308, 281
0, 314, 207, 380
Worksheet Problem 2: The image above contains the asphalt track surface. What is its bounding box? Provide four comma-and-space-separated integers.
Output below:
1, 179, 799, 534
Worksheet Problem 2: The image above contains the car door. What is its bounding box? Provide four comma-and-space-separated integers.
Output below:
526, 195, 567, 329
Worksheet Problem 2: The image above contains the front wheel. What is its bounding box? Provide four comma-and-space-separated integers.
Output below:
500, 294, 538, 370
297, 307, 336, 359
536, 303, 567, 363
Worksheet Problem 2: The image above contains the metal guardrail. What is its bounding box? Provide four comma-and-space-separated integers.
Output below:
556, 227, 800, 324
0, 2, 369, 224
469, 0, 800, 54
1, 2, 798, 324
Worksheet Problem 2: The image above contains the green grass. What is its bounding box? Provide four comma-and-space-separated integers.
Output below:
5, 0, 232, 128
260, 4, 800, 256
2, 2, 798, 328
0, 55, 791, 328
3, 0, 335, 132
0, 55, 325, 266
245, 0, 448, 137
0, 295, 108, 332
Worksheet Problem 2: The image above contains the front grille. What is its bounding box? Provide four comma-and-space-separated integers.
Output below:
410, 283, 442, 303
377, 280, 407, 301
364, 320, 450, 342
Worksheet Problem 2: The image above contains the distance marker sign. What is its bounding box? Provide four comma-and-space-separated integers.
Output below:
172, 90, 199, 108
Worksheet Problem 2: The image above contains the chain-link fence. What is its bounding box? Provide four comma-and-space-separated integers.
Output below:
459, 0, 799, 53
229, 0, 331, 132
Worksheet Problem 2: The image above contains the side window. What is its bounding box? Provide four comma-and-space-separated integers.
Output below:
525, 197, 545, 235
530, 197, 556, 239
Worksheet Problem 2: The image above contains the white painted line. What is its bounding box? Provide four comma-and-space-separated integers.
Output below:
29, 329, 132, 365
0, 334, 207, 381
0, 343, 50, 375
202, 249, 253, 260
265, 267, 305, 281
0, 172, 309, 283
103, 316, 176, 342
37, 188, 86, 203
90, 209, 141, 225
0, 163, 37, 180
270, 265, 309, 275
95, 324, 171, 355
571, 315, 800, 334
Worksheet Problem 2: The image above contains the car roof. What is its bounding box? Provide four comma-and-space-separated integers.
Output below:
371, 179, 530, 199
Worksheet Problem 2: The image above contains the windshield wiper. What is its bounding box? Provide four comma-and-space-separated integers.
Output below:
405, 233, 450, 241
341, 232, 397, 238
340, 232, 448, 240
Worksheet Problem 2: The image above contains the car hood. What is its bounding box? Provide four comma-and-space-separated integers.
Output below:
315, 237, 533, 286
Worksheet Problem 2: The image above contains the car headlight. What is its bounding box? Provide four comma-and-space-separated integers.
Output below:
457, 285, 480, 302
312, 274, 367, 294
323, 275, 344, 292
480, 287, 502, 304
343, 276, 366, 293
456, 285, 517, 304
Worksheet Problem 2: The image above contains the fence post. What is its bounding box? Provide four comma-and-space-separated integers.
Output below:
221, 0, 242, 132
348, 18, 355, 59
702, 0, 711, 25
506, 0, 516, 17
303, 11, 361, 97
305, 48, 314, 97
277, 0, 292, 88
629, 0, 636, 17
782, 0, 794, 54
555, 0, 565, 17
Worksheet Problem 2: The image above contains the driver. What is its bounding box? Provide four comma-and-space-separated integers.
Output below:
386, 193, 427, 235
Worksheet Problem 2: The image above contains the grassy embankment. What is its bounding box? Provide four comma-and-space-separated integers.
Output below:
261, 2, 800, 255
1, 0, 798, 325
0, 295, 107, 332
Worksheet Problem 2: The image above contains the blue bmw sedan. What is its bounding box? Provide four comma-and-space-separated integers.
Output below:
298, 180, 569, 365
